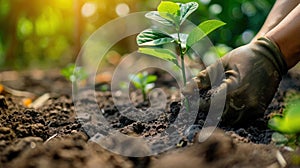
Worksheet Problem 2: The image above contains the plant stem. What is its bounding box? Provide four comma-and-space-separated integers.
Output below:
142, 89, 147, 102
141, 83, 147, 102
180, 50, 187, 86
177, 30, 190, 113
73, 83, 78, 96
177, 32, 187, 86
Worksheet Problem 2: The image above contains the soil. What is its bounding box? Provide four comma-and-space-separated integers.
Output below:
1, 67, 300, 168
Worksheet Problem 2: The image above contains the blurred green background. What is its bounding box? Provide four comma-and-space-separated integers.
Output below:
0, 0, 275, 70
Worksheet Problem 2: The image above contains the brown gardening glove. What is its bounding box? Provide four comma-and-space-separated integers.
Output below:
185, 37, 288, 126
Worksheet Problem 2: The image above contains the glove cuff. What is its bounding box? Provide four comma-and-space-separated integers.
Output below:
257, 37, 288, 76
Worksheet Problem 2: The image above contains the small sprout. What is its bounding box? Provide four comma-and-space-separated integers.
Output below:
129, 71, 157, 102
268, 98, 300, 134
61, 63, 88, 83
269, 97, 300, 148
61, 63, 88, 92
98, 84, 109, 92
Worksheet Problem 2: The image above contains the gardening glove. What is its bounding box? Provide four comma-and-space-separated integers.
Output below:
184, 37, 288, 126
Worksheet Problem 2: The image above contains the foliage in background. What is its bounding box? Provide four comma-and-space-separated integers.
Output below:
137, 1, 225, 86
129, 71, 157, 101
168, 0, 274, 46
0, 0, 159, 70
0, 0, 274, 70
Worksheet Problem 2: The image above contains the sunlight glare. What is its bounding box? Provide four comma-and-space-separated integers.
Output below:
81, 2, 97, 18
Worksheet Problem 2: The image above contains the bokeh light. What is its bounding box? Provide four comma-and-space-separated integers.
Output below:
241, 2, 256, 17
81, 2, 97, 18
115, 3, 130, 17
242, 30, 254, 43
17, 17, 33, 39
231, 7, 243, 19
199, 0, 211, 5
209, 4, 222, 15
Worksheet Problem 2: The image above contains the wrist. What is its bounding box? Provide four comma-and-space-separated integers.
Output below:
264, 3, 300, 69
256, 37, 288, 75
266, 33, 300, 69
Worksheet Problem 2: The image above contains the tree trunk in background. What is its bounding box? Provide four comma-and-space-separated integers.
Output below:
5, 6, 19, 68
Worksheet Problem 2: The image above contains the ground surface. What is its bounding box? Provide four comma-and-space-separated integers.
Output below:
1, 67, 300, 168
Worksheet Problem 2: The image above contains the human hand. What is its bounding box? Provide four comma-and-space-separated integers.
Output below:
185, 37, 287, 126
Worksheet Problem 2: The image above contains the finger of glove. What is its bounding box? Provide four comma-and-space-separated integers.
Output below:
181, 66, 215, 96
202, 82, 227, 127
222, 68, 240, 93
182, 78, 199, 95
182, 58, 227, 97
196, 60, 225, 89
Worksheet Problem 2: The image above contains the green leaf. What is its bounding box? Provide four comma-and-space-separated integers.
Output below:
187, 20, 226, 50
129, 74, 142, 89
138, 47, 179, 67
75, 67, 88, 80
268, 115, 284, 132
179, 2, 198, 25
145, 83, 155, 92
61, 65, 74, 80
132, 81, 142, 89
158, 1, 180, 17
129, 72, 157, 91
137, 29, 174, 47
145, 75, 157, 83
269, 98, 300, 134
271, 132, 288, 146
145, 11, 174, 27
157, 1, 180, 26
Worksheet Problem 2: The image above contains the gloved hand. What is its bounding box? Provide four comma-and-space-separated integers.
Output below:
185, 37, 288, 126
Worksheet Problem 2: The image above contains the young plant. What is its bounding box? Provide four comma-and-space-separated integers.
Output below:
129, 71, 157, 102
136, 1, 225, 86
268, 97, 300, 147
61, 63, 88, 91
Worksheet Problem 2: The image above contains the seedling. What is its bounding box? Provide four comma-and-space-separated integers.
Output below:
129, 71, 157, 102
137, 1, 225, 86
61, 63, 88, 91
269, 98, 300, 134
268, 97, 300, 147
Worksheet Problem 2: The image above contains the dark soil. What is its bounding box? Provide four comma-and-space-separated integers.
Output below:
1, 67, 300, 168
